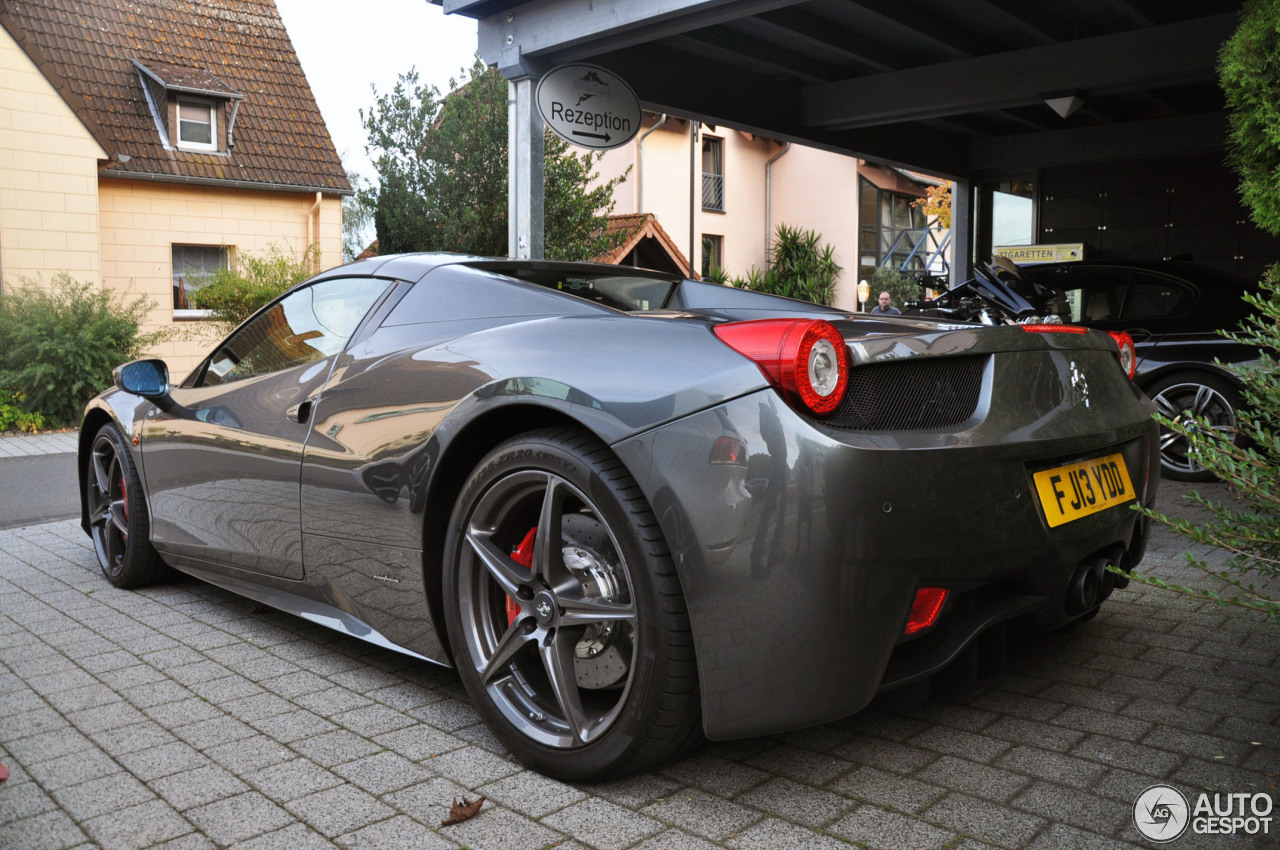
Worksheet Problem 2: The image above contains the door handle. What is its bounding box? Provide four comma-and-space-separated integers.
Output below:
285, 399, 313, 423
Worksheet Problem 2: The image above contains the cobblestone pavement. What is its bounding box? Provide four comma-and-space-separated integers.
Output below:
0, 470, 1276, 849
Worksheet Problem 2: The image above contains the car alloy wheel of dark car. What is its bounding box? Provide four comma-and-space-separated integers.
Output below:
444, 428, 700, 779
1145, 372, 1241, 480
86, 423, 166, 588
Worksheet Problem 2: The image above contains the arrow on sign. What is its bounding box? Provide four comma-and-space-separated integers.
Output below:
573, 130, 612, 143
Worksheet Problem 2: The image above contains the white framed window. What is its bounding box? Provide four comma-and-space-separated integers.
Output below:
177, 99, 216, 151
173, 244, 229, 318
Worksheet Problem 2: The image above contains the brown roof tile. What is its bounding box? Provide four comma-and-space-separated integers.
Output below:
0, 0, 350, 194
596, 213, 692, 277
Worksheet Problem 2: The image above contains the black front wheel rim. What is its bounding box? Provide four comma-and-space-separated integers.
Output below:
457, 469, 638, 750
87, 434, 130, 576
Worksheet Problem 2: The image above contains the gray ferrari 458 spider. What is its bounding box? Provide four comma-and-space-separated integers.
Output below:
79, 254, 1159, 780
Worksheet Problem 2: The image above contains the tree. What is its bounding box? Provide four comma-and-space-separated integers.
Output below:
867, 266, 923, 312
1221, 0, 1280, 234
912, 184, 951, 228
342, 170, 377, 262
361, 59, 625, 260
1110, 0, 1280, 618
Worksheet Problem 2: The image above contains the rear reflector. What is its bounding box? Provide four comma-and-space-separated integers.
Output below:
904, 587, 949, 635
709, 435, 747, 465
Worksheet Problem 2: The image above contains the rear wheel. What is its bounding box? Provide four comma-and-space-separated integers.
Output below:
86, 424, 166, 588
443, 428, 701, 781
1146, 372, 1241, 482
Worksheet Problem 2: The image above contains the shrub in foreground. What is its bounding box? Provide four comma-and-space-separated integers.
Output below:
0, 274, 164, 426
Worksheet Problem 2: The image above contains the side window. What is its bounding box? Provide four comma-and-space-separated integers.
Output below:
1054, 270, 1131, 322
1122, 275, 1187, 319
202, 277, 388, 386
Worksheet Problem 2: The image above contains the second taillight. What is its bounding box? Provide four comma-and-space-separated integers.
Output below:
1107, 331, 1136, 379
713, 319, 849, 415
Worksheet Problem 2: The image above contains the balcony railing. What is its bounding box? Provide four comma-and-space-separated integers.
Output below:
702, 172, 725, 211
880, 227, 951, 275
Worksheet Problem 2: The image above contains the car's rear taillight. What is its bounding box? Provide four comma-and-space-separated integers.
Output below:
1108, 331, 1136, 379
714, 319, 848, 415
1020, 324, 1089, 334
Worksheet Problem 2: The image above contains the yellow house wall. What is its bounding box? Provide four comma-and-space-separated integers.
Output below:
0, 24, 107, 285
99, 179, 344, 376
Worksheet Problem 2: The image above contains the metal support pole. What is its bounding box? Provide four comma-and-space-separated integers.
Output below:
508, 78, 545, 259
949, 178, 973, 288
689, 121, 698, 276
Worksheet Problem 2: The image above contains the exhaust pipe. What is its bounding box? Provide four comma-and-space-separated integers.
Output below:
1066, 550, 1125, 615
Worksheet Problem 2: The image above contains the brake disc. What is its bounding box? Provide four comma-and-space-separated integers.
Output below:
561, 514, 632, 689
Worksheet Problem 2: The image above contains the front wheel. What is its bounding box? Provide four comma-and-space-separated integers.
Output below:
1146, 372, 1242, 482
443, 428, 701, 781
86, 423, 166, 588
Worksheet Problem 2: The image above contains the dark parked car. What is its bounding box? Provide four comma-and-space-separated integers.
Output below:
911, 259, 1258, 480
80, 254, 1158, 780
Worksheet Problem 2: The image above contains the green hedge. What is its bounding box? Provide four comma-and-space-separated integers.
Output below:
0, 275, 165, 427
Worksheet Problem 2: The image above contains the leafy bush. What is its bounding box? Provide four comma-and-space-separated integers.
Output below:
734, 225, 841, 306
1221, 0, 1280, 235
866, 266, 924, 312
194, 244, 318, 336
703, 265, 730, 285
0, 390, 44, 433
0, 275, 165, 426
1112, 273, 1280, 618
1110, 0, 1280, 619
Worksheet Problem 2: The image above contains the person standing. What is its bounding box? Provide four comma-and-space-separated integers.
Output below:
871, 291, 901, 315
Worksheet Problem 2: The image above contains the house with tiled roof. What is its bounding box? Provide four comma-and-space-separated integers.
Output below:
0, 0, 349, 372
594, 213, 691, 277
594, 113, 950, 311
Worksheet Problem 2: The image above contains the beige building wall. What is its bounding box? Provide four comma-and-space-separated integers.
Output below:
0, 25, 107, 285
598, 119, 865, 311
99, 179, 344, 375
768, 150, 863, 311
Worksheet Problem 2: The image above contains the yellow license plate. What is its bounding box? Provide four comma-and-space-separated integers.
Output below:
1032, 452, 1135, 528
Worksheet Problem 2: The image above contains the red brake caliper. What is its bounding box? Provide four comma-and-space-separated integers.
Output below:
507, 527, 537, 625
121, 478, 128, 522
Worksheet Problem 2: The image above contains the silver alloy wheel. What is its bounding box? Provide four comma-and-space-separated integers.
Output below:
87, 431, 130, 578
1150, 379, 1238, 477
457, 469, 638, 749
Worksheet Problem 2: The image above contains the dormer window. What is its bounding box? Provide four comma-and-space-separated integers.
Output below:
134, 59, 242, 155
177, 100, 216, 150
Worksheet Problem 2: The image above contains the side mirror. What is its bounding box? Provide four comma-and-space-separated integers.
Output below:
115, 359, 170, 398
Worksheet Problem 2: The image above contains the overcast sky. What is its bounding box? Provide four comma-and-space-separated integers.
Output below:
274, 0, 480, 183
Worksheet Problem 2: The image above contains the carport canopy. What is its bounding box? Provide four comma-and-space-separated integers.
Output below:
433, 1, 1242, 280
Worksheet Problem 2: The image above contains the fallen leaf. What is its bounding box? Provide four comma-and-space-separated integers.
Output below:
441, 795, 486, 826
0, 762, 9, 782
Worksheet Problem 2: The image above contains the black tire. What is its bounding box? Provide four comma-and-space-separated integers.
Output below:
86, 423, 166, 588
442, 427, 702, 781
1145, 372, 1242, 482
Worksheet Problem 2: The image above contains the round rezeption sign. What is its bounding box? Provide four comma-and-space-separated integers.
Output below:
536, 64, 641, 151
